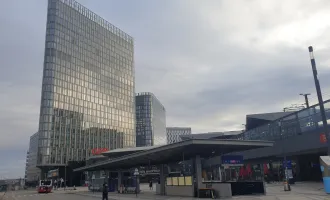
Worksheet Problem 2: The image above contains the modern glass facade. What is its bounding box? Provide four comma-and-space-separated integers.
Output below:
232, 99, 330, 141
37, 0, 135, 166
136, 92, 166, 147
166, 127, 191, 144
26, 132, 41, 182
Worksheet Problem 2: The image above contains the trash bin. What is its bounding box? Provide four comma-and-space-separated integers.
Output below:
320, 156, 330, 194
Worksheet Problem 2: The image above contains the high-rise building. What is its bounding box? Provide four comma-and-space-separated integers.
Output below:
25, 132, 41, 183
135, 92, 166, 147
37, 0, 135, 171
166, 127, 191, 144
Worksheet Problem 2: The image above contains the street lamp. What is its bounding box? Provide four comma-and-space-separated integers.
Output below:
133, 168, 139, 197
278, 121, 291, 191
308, 46, 330, 154
299, 93, 311, 108
64, 159, 71, 190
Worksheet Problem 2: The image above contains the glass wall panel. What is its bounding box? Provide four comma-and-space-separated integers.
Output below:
236, 100, 330, 142
37, 0, 135, 165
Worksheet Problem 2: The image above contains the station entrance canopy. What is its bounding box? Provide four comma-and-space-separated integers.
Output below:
74, 139, 273, 172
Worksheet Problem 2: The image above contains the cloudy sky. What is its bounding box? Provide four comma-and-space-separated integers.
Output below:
1, 0, 330, 178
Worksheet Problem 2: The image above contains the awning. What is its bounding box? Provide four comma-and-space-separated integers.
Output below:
74, 139, 274, 172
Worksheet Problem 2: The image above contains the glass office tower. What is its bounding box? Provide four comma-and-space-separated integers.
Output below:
136, 92, 166, 147
37, 0, 135, 167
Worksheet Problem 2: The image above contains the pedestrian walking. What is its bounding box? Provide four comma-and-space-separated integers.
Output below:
54, 180, 57, 190
102, 183, 108, 200
149, 180, 153, 190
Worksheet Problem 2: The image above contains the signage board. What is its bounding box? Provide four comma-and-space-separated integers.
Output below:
285, 169, 293, 179
283, 160, 292, 169
91, 148, 109, 155
133, 168, 139, 176
221, 155, 243, 166
320, 133, 327, 144
100, 170, 106, 178
47, 169, 59, 178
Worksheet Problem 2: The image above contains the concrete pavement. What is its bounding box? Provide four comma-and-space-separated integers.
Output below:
64, 182, 330, 200
2, 190, 95, 200
2, 183, 330, 200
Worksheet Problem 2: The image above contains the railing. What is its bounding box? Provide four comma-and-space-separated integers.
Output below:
232, 99, 330, 141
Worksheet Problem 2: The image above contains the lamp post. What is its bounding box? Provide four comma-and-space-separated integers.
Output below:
299, 93, 311, 108
279, 121, 291, 191
308, 46, 330, 154
133, 168, 139, 197
64, 165, 66, 190
92, 174, 95, 193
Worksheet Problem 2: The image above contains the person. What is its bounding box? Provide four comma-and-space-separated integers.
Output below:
54, 179, 57, 190
102, 183, 108, 200
149, 180, 153, 190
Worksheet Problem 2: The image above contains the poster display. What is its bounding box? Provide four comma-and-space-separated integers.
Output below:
172, 177, 178, 186
178, 177, 185, 185
166, 177, 172, 186
184, 176, 192, 186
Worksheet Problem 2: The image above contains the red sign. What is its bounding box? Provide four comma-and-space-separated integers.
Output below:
320, 133, 327, 144
91, 148, 109, 155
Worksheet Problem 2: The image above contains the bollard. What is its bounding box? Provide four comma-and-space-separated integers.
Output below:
73, 185, 76, 190
283, 181, 291, 191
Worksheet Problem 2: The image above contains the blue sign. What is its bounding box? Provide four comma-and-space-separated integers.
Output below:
283, 160, 292, 169
221, 155, 243, 165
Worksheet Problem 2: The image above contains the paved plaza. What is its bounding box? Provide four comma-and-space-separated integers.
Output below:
2, 182, 330, 200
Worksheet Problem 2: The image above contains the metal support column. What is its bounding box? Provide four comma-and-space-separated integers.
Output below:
308, 46, 330, 154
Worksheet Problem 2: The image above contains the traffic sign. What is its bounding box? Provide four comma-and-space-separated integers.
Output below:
92, 175, 95, 180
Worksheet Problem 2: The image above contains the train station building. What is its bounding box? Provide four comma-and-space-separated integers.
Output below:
74, 139, 273, 198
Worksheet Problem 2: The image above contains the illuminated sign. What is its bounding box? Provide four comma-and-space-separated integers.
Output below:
221, 155, 243, 166
91, 148, 109, 155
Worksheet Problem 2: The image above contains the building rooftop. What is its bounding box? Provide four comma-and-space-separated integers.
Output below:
180, 131, 243, 140
58, 0, 133, 42
246, 112, 294, 121
102, 145, 163, 157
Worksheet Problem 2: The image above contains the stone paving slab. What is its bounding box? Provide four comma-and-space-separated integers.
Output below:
66, 183, 330, 200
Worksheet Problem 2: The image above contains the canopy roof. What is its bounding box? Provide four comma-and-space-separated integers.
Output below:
74, 139, 273, 172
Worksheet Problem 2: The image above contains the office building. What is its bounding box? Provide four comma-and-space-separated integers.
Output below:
136, 92, 166, 147
25, 132, 41, 183
37, 0, 135, 175
166, 127, 191, 144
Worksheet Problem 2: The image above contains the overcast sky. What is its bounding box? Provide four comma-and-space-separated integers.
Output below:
1, 0, 330, 179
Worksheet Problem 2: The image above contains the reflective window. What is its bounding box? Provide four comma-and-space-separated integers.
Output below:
37, 0, 135, 165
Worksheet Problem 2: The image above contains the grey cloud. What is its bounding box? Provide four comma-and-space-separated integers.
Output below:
2, 0, 330, 177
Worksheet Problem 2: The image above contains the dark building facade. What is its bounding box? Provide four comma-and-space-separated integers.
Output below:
37, 0, 135, 174
245, 112, 294, 131
227, 100, 330, 181
135, 92, 166, 147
